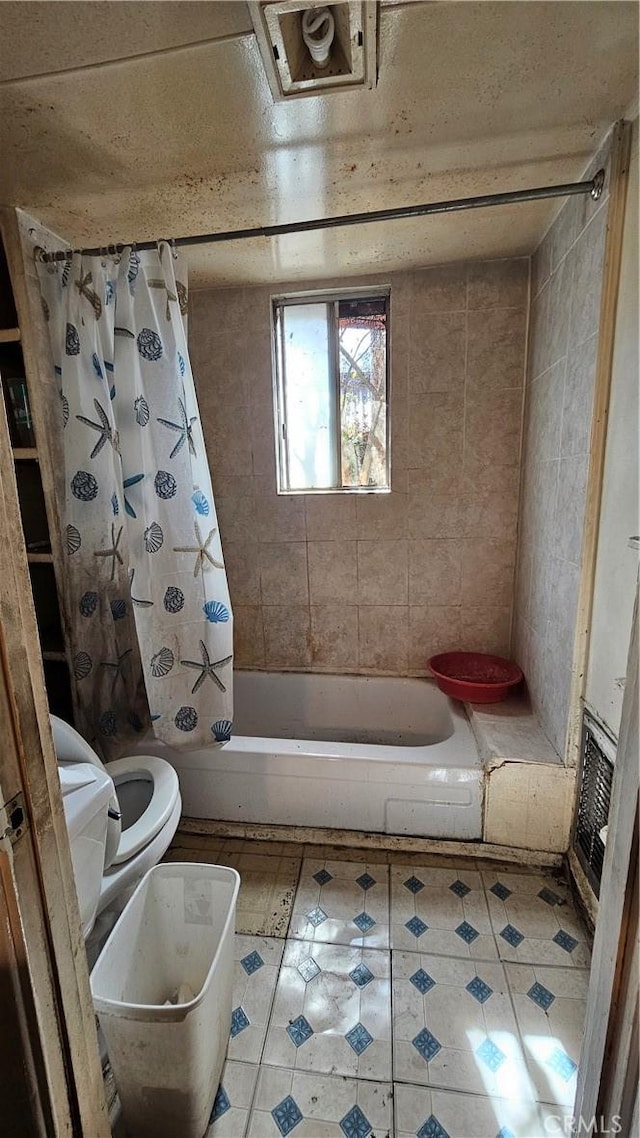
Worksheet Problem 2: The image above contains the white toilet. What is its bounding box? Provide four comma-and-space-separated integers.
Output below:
52, 715, 182, 961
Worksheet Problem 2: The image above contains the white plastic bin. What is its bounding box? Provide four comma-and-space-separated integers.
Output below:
91, 862, 240, 1138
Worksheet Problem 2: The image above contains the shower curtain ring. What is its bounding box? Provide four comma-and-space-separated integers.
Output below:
170, 238, 178, 259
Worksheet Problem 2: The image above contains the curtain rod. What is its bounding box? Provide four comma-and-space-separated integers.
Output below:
39, 169, 605, 262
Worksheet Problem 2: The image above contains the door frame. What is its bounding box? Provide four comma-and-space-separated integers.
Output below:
0, 208, 110, 1136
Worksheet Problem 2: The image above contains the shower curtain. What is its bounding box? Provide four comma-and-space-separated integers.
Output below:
37, 244, 232, 754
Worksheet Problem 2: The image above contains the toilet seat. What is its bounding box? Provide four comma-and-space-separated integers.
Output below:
50, 716, 180, 871
106, 756, 180, 865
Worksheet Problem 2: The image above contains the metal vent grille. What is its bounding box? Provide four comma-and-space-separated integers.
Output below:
575, 713, 615, 897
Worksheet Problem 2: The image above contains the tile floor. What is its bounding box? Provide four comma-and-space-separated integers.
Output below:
133, 836, 592, 1137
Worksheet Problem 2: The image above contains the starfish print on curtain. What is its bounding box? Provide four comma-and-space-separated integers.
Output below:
37, 242, 233, 755
76, 398, 120, 458
157, 393, 197, 458
173, 521, 224, 576
180, 640, 233, 695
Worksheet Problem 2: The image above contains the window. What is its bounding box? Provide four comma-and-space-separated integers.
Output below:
273, 289, 390, 493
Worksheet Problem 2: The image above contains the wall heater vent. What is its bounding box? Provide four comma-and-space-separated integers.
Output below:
575, 711, 616, 898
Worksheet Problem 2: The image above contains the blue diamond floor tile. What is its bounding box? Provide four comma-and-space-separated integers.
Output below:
490, 881, 512, 901
527, 981, 555, 1011
230, 1006, 250, 1037
287, 1015, 314, 1048
209, 1085, 230, 1123
356, 872, 376, 891
306, 906, 328, 927
313, 869, 333, 887
345, 1022, 373, 1055
418, 1115, 450, 1138
297, 956, 321, 983
349, 962, 374, 988
500, 923, 524, 947
404, 875, 425, 894
240, 950, 264, 975
466, 976, 493, 1003
410, 968, 436, 995
497, 1129, 516, 1138
449, 879, 471, 897
455, 920, 479, 943
553, 929, 578, 953
538, 887, 562, 906
272, 1095, 303, 1136
405, 915, 428, 938
412, 1027, 442, 1062
353, 911, 376, 933
546, 1047, 578, 1082
476, 1038, 506, 1073
340, 1104, 372, 1138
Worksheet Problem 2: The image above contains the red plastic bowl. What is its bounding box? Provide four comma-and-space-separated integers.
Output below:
428, 651, 523, 703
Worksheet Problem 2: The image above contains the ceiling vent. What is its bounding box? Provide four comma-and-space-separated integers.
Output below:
249, 1, 378, 101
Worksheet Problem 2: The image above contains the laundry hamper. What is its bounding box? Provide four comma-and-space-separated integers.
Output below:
91, 862, 240, 1138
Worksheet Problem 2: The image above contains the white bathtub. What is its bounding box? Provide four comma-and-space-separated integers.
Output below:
144, 672, 483, 841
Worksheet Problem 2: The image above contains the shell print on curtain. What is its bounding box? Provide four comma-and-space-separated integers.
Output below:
37, 243, 233, 754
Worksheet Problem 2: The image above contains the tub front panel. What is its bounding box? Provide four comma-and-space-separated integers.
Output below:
143, 672, 483, 840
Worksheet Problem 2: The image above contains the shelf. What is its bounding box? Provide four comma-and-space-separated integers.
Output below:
27, 551, 53, 564
13, 447, 38, 460
0, 327, 21, 344
42, 650, 67, 663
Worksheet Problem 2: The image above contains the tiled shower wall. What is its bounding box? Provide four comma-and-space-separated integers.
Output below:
189, 259, 528, 675
512, 141, 611, 759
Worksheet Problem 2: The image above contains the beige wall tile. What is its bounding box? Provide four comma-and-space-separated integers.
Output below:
191, 330, 251, 405
461, 538, 516, 606
195, 258, 530, 676
203, 401, 253, 478
408, 605, 462, 669
408, 483, 463, 539
357, 539, 408, 605
409, 312, 466, 394
409, 539, 462, 605
410, 264, 467, 314
216, 494, 257, 544
233, 605, 265, 668
460, 606, 511, 655
212, 473, 254, 500
308, 540, 357, 604
467, 258, 529, 309
263, 606, 311, 668
310, 605, 359, 669
462, 464, 520, 542
358, 606, 408, 671
464, 387, 523, 469
260, 542, 309, 605
305, 494, 356, 540
250, 397, 277, 478
224, 541, 261, 604
409, 391, 464, 469
466, 308, 527, 390
255, 495, 306, 542
355, 490, 407, 539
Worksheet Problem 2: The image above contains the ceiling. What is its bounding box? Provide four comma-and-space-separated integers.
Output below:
0, 1, 637, 288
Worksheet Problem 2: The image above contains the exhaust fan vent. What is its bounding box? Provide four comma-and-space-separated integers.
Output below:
249, 1, 377, 100
574, 710, 615, 898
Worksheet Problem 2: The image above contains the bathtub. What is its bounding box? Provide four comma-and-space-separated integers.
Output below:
146, 671, 483, 841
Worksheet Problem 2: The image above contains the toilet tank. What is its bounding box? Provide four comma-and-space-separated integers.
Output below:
59, 761, 114, 939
